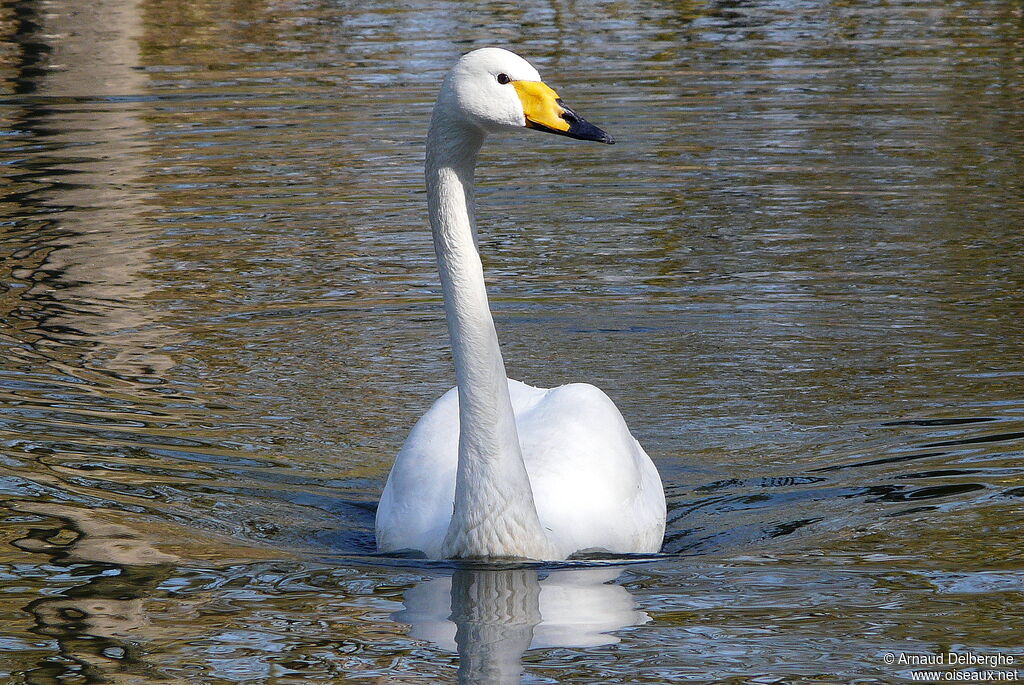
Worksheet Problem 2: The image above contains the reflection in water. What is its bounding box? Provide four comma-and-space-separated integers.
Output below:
7, 500, 285, 683
0, 0, 173, 378
24, 565, 172, 684
395, 566, 649, 684
11, 501, 175, 683
11, 501, 180, 566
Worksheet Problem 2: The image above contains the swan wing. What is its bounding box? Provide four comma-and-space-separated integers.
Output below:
376, 381, 665, 558
512, 380, 666, 557
376, 387, 460, 557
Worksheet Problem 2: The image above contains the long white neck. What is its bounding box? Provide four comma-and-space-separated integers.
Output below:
425, 108, 553, 560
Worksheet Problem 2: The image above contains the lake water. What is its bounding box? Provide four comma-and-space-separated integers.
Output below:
1, 0, 1022, 682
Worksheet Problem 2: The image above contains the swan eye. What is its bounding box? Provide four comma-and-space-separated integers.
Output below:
496, 73, 511, 85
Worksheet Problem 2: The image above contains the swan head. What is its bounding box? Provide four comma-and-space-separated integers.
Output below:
436, 47, 614, 145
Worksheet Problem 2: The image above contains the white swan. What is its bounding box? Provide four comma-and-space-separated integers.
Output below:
376, 48, 665, 560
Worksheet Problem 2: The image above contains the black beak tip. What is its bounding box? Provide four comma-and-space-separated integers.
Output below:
566, 116, 615, 145
529, 106, 616, 145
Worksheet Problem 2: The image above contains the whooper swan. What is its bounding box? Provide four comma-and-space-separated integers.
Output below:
375, 48, 666, 560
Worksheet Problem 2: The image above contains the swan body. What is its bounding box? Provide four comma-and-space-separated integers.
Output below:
376, 48, 666, 560
378, 380, 665, 559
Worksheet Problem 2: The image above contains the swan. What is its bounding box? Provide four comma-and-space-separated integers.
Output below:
375, 48, 666, 560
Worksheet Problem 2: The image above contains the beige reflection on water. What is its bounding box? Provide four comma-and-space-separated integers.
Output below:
0, 0, 175, 377
9, 499, 286, 683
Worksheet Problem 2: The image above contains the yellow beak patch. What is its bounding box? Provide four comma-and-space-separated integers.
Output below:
512, 80, 570, 133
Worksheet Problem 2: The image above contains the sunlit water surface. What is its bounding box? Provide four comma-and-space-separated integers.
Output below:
1, 0, 1022, 682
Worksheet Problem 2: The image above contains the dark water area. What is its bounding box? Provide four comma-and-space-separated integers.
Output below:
0, 0, 1022, 682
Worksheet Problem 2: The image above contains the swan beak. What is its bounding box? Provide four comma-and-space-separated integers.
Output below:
513, 80, 615, 145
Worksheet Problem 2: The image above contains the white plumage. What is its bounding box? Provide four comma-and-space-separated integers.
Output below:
375, 48, 666, 560
378, 380, 665, 559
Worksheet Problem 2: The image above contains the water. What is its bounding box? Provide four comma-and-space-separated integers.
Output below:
1, 0, 1022, 682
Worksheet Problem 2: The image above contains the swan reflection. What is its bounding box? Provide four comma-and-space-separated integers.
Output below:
395, 566, 648, 683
